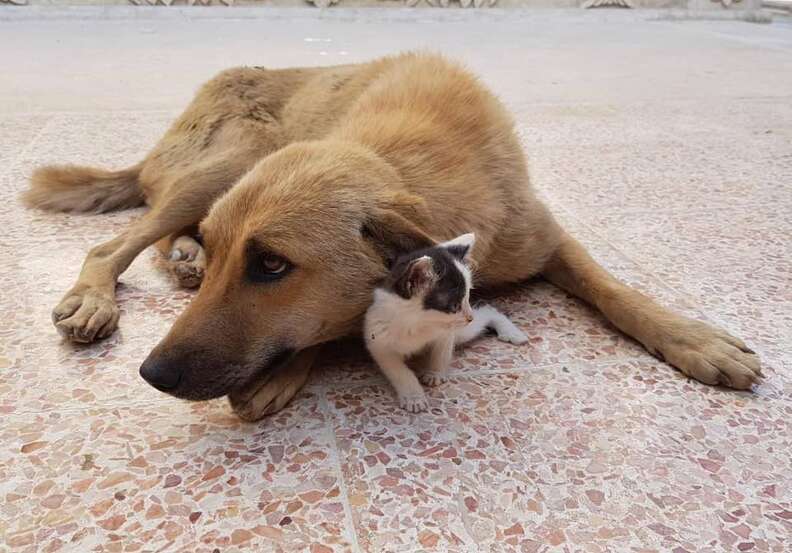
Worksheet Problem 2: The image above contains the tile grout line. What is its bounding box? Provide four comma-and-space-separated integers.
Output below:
537, 182, 791, 221
544, 200, 788, 219
550, 201, 792, 338
12, 93, 792, 122
550, 202, 709, 314
6, 397, 193, 418
8, 352, 646, 417
316, 352, 656, 395
11, 97, 784, 119
317, 384, 364, 553
10, 114, 56, 169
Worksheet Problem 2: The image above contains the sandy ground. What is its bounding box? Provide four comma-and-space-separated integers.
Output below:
1, 9, 791, 553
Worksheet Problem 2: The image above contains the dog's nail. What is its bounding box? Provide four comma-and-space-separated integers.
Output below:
742, 346, 756, 354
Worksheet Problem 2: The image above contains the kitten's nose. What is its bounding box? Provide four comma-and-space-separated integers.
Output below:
465, 313, 474, 323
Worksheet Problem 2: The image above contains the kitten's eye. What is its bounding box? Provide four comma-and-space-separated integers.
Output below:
247, 250, 292, 283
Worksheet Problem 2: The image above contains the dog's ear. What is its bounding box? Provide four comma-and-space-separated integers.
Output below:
362, 193, 436, 267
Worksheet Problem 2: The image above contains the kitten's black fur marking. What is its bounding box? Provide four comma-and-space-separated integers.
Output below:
384, 245, 468, 314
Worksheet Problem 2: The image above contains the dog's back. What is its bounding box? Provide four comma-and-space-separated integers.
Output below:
327, 53, 562, 286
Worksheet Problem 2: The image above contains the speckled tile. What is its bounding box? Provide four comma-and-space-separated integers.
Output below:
0, 242, 197, 414
488, 363, 792, 552
645, 261, 792, 315
0, 114, 52, 167
327, 366, 792, 552
563, 206, 791, 315
19, 112, 173, 170
529, 140, 791, 214
0, 113, 207, 414
518, 98, 792, 150
521, 98, 792, 216
1, 111, 173, 239
477, 280, 645, 368
578, 207, 791, 284
0, 392, 353, 553
325, 377, 530, 553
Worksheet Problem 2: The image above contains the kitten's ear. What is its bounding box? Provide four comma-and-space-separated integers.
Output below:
402, 256, 435, 297
440, 232, 476, 264
361, 194, 436, 267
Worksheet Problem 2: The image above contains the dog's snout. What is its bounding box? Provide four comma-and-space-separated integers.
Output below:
139, 357, 182, 392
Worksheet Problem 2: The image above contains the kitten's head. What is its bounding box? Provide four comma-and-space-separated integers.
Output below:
386, 233, 476, 328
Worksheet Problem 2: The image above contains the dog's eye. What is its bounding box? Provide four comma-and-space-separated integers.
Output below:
262, 255, 287, 274
247, 251, 292, 283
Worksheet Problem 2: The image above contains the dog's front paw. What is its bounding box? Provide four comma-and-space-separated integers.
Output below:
399, 392, 429, 413
228, 348, 317, 421
52, 287, 119, 343
657, 319, 762, 390
419, 372, 448, 388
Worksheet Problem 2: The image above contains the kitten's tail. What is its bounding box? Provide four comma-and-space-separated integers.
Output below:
455, 305, 494, 345
455, 305, 528, 346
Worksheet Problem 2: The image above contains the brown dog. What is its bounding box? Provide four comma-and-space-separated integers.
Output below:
23, 53, 761, 420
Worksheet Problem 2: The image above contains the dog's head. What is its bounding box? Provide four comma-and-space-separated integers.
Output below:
139, 141, 436, 400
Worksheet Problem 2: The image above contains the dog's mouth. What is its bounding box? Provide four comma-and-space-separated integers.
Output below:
236, 346, 297, 393
144, 346, 298, 402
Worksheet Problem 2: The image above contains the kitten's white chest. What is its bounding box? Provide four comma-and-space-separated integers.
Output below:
365, 291, 451, 357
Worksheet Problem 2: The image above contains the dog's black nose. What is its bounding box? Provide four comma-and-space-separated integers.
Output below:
139, 357, 182, 392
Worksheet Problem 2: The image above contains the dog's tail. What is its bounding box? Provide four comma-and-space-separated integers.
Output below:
22, 163, 145, 213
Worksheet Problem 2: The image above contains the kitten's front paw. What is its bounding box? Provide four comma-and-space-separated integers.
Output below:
399, 392, 429, 413
497, 327, 528, 345
419, 373, 448, 388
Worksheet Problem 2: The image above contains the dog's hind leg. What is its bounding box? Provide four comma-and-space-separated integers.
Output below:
52, 158, 242, 343
167, 236, 207, 289
541, 232, 762, 390
156, 231, 207, 289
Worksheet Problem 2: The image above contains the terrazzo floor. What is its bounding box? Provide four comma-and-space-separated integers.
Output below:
1, 9, 791, 553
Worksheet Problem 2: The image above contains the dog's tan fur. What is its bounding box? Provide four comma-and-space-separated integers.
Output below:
24, 53, 761, 419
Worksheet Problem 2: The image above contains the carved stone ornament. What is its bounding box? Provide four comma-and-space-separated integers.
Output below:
128, 0, 235, 5
310, 0, 497, 6
121, 0, 500, 6
582, 0, 633, 7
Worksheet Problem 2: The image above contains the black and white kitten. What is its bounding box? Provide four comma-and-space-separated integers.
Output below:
364, 233, 527, 413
